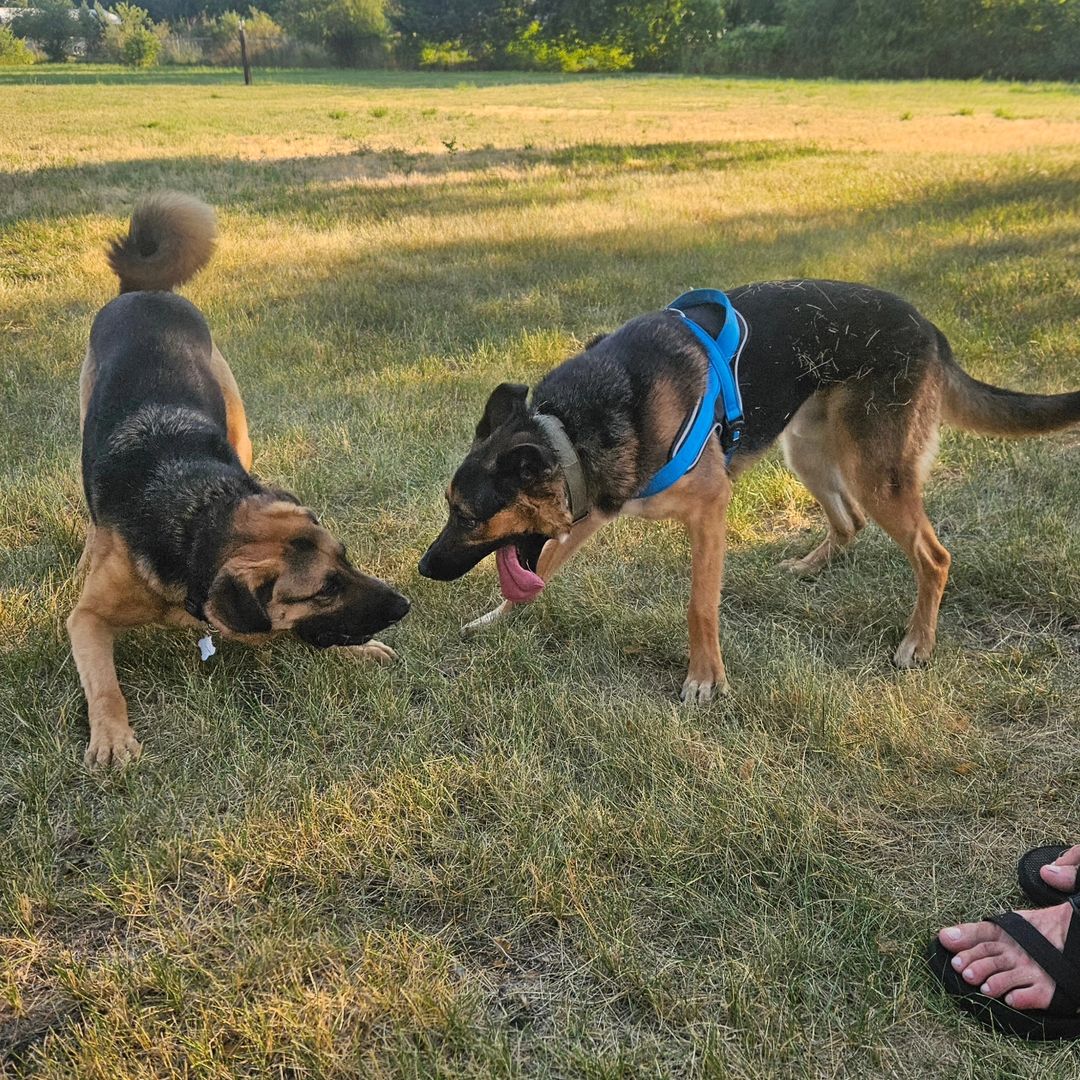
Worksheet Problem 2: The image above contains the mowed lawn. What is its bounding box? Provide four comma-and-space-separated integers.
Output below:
1, 67, 1079, 1078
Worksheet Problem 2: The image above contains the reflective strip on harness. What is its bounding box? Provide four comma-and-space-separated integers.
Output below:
638, 288, 747, 499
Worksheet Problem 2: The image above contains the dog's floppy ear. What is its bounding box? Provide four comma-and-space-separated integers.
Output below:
496, 442, 553, 484
208, 572, 272, 634
263, 486, 301, 506
475, 383, 529, 441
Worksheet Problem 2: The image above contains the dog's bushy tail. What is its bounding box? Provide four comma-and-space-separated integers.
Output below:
939, 331, 1080, 437
107, 192, 217, 294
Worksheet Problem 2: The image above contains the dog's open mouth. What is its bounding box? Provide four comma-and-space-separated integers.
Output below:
494, 535, 547, 603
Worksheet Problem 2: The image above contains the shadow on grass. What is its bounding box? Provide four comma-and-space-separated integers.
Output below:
4, 150, 1078, 494
0, 140, 831, 229
4, 147, 1078, 358
127, 158, 1080, 351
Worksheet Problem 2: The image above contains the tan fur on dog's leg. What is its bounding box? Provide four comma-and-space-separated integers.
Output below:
534, 512, 612, 581
79, 347, 96, 431
844, 391, 950, 667
852, 469, 950, 667
780, 395, 866, 576
681, 499, 730, 704
209, 345, 252, 471
68, 606, 141, 767
76, 523, 97, 574
877, 499, 951, 667
67, 529, 164, 766
340, 640, 397, 664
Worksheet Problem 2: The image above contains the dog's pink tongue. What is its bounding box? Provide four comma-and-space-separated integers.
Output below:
495, 544, 545, 603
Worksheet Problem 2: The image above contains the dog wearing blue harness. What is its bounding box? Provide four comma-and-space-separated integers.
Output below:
419, 279, 1080, 703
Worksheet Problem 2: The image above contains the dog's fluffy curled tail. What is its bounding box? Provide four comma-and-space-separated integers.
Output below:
107, 192, 216, 294
939, 331, 1080, 437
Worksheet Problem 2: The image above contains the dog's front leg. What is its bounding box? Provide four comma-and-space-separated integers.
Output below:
67, 605, 141, 767
338, 640, 397, 664
681, 502, 730, 704
461, 512, 612, 636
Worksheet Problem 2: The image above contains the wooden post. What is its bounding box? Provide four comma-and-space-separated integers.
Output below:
239, 22, 252, 85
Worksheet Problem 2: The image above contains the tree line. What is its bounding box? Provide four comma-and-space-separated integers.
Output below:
3, 0, 1078, 78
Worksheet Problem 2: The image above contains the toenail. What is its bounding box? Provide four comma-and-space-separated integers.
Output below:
944, 928, 962, 941
980, 982, 991, 994
964, 968, 975, 981
951, 955, 964, 970
1047, 865, 1063, 875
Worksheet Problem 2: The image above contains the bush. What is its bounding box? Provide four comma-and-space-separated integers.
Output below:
162, 8, 325, 66
102, 2, 163, 66
160, 29, 204, 62
0, 25, 36, 65
504, 23, 632, 72
706, 22, 788, 75
417, 41, 474, 69
278, 0, 391, 66
120, 21, 161, 65
206, 8, 286, 63
11, 0, 81, 61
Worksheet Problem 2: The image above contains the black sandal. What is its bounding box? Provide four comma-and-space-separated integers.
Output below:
1018, 844, 1077, 907
927, 894, 1080, 1040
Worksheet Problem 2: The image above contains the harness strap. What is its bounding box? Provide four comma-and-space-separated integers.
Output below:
638, 289, 746, 500
534, 412, 590, 523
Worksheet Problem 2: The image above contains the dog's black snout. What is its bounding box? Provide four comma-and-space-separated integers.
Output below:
388, 591, 410, 623
417, 540, 461, 581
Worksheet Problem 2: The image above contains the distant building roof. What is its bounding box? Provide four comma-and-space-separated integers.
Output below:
0, 6, 121, 24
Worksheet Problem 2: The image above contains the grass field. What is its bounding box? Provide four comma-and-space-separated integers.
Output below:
1, 66, 1079, 1078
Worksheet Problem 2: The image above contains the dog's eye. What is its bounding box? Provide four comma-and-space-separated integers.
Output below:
453, 508, 477, 530
319, 576, 345, 598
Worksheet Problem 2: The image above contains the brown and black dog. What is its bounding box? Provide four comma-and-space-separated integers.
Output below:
419, 281, 1080, 703
70, 193, 409, 766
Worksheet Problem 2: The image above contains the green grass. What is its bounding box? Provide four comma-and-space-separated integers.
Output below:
1, 67, 1079, 1078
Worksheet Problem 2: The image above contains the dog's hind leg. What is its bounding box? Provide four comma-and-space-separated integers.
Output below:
76, 523, 96, 574
862, 483, 951, 667
461, 512, 612, 636
848, 415, 950, 667
210, 345, 253, 472
780, 395, 866, 576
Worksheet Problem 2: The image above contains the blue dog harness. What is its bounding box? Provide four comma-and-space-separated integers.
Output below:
638, 288, 747, 499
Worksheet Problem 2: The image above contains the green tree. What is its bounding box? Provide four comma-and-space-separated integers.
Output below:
75, 2, 108, 58
11, 0, 81, 61
533, 0, 722, 70
0, 24, 36, 64
103, 2, 162, 66
393, 0, 528, 62
278, 0, 389, 64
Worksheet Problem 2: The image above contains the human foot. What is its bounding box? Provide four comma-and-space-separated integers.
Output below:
939, 900, 1076, 1011
1041, 845, 1080, 895
1018, 843, 1080, 906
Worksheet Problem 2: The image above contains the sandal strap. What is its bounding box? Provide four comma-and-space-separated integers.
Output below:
990, 900, 1080, 1015
1062, 895, 1080, 967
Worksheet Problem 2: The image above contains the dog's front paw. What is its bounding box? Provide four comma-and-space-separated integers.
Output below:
680, 671, 730, 706
893, 633, 934, 669
780, 554, 821, 577
461, 601, 516, 637
340, 640, 397, 665
84, 723, 142, 768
